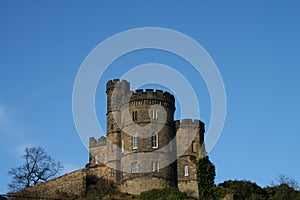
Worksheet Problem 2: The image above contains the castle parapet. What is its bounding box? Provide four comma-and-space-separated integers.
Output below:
106, 79, 130, 94
175, 118, 205, 130
89, 136, 107, 148
127, 89, 175, 109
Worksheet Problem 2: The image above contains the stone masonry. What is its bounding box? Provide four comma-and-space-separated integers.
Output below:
89, 79, 206, 198
8, 79, 206, 199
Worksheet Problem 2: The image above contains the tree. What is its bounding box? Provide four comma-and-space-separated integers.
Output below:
266, 174, 300, 200
197, 156, 216, 199
271, 174, 299, 190
218, 180, 266, 200
8, 146, 63, 192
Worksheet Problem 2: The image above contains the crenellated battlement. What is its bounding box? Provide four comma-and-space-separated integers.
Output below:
175, 118, 205, 129
106, 79, 130, 93
89, 136, 107, 148
128, 88, 175, 107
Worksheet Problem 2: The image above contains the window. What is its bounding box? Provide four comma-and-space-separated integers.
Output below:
152, 110, 158, 119
133, 135, 138, 149
131, 162, 138, 173
101, 154, 106, 164
122, 139, 124, 153
95, 155, 99, 165
192, 141, 197, 153
151, 160, 159, 172
184, 165, 189, 176
111, 143, 116, 152
151, 133, 158, 148
111, 169, 114, 176
132, 111, 137, 122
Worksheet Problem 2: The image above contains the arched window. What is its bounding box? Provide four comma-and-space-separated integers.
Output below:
152, 133, 158, 148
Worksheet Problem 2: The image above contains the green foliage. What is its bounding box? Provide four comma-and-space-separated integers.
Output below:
218, 180, 265, 200
197, 156, 216, 199
85, 175, 116, 199
140, 186, 196, 200
212, 186, 232, 200
265, 184, 300, 200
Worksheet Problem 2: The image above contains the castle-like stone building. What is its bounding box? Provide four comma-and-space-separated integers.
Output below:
8, 79, 206, 199
88, 79, 206, 197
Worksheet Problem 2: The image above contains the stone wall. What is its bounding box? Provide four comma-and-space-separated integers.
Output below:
120, 177, 169, 195
9, 169, 86, 200
178, 180, 199, 198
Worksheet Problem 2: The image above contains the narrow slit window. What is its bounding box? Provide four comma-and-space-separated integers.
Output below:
133, 135, 138, 149
132, 111, 137, 122
184, 165, 189, 176
151, 133, 158, 148
95, 155, 99, 165
192, 141, 197, 153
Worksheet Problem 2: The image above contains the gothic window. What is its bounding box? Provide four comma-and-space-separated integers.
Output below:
151, 160, 159, 172
133, 135, 138, 149
95, 155, 99, 165
122, 139, 124, 153
151, 133, 158, 148
152, 110, 158, 119
132, 111, 137, 122
184, 165, 189, 176
131, 162, 138, 173
192, 140, 197, 153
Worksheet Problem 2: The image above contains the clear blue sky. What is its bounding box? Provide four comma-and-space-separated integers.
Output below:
1, 1, 300, 194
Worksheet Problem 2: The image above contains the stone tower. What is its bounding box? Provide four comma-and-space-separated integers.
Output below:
120, 87, 177, 194
176, 119, 205, 197
88, 79, 206, 198
106, 79, 130, 183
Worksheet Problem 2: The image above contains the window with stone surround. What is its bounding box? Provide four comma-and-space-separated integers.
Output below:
151, 133, 158, 148
152, 109, 158, 119
122, 139, 124, 153
131, 161, 138, 173
184, 165, 189, 176
192, 140, 197, 153
151, 160, 159, 172
95, 155, 99, 165
133, 135, 138, 149
132, 111, 137, 122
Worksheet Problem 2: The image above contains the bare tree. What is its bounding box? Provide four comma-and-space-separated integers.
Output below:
8, 147, 63, 192
271, 174, 299, 190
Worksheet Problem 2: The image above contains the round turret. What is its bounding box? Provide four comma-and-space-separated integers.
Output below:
120, 88, 177, 194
